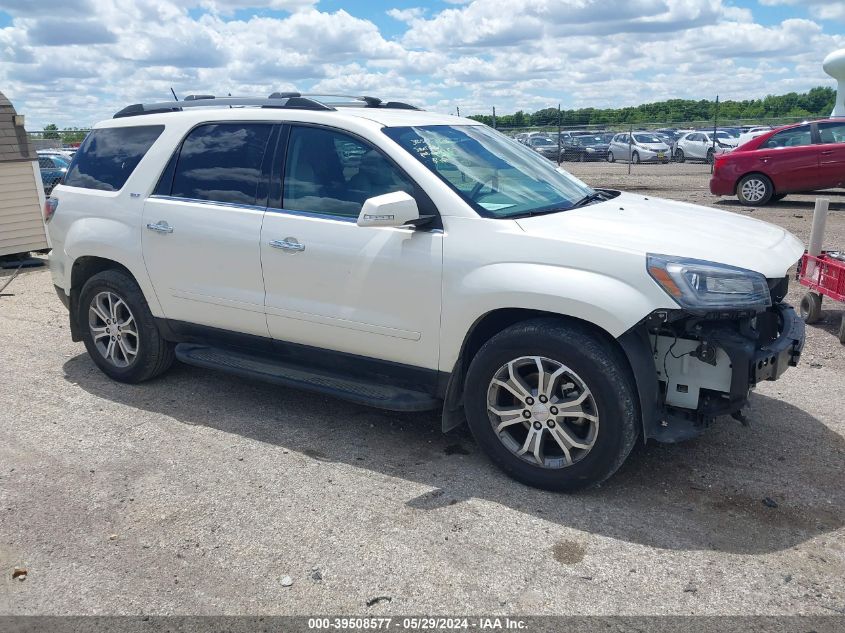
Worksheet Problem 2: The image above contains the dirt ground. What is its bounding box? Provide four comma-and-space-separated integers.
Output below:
1, 166, 844, 617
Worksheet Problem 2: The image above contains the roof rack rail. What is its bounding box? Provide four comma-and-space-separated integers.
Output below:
284, 94, 422, 110
113, 93, 422, 118
113, 95, 334, 119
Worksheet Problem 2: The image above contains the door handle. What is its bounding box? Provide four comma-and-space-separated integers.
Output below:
146, 221, 173, 234
821, 150, 834, 155
269, 237, 305, 252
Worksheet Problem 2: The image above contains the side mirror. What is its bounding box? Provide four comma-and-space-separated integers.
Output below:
357, 191, 425, 228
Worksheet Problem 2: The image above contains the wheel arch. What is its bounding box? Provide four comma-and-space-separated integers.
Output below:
441, 308, 647, 438
734, 171, 775, 196
67, 256, 159, 342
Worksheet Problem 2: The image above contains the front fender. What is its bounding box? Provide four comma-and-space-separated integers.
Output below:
439, 262, 667, 372
63, 217, 164, 317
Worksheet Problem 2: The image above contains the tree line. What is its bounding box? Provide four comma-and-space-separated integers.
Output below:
467, 86, 836, 128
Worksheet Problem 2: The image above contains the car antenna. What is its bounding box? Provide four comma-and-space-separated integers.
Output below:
170, 87, 179, 101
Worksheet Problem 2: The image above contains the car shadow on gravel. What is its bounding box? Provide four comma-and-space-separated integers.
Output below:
64, 355, 845, 555
715, 198, 845, 211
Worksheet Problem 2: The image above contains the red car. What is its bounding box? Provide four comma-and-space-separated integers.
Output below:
710, 118, 845, 206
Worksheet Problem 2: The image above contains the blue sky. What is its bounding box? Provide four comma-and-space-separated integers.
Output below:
0, 0, 843, 128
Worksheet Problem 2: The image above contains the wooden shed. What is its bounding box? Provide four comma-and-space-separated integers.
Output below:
0, 91, 48, 257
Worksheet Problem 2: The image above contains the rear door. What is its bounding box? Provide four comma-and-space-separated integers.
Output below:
260, 124, 443, 370
816, 121, 845, 189
142, 122, 276, 337
754, 124, 821, 192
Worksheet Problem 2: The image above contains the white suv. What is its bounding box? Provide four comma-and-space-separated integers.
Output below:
46, 94, 805, 491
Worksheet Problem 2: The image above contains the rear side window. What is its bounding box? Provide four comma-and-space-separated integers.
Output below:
169, 123, 273, 205
64, 126, 163, 191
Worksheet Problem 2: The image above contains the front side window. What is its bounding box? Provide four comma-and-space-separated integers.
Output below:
283, 126, 413, 218
64, 125, 163, 191
170, 123, 273, 205
383, 125, 592, 219
761, 125, 812, 149
818, 121, 845, 144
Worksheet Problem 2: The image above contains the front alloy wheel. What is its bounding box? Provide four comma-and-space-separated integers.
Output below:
88, 291, 139, 368
463, 318, 639, 491
487, 356, 599, 468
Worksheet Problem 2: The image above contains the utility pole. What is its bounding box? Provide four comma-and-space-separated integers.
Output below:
712, 95, 719, 174
492, 106, 497, 130
456, 106, 461, 117
557, 104, 562, 166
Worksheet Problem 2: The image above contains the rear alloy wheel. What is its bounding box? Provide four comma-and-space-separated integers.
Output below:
79, 270, 175, 383
736, 174, 773, 206
800, 291, 823, 325
464, 319, 639, 491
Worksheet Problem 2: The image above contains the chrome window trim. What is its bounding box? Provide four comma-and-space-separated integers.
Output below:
148, 195, 267, 213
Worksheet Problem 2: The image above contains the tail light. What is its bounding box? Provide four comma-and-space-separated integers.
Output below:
44, 197, 58, 223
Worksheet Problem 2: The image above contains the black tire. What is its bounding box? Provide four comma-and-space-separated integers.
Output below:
578, 151, 585, 162
78, 269, 174, 383
799, 291, 823, 325
839, 314, 845, 345
675, 149, 685, 163
632, 151, 641, 164
736, 173, 774, 206
607, 151, 615, 163
463, 319, 639, 491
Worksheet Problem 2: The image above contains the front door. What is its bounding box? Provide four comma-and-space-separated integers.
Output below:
817, 121, 845, 189
142, 122, 275, 337
260, 125, 443, 370
754, 124, 821, 192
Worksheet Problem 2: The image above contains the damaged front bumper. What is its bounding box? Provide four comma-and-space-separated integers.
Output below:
619, 302, 805, 443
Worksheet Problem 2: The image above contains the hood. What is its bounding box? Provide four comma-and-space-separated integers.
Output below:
515, 192, 804, 278
636, 142, 669, 151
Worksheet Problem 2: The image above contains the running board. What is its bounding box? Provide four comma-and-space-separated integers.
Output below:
175, 343, 440, 412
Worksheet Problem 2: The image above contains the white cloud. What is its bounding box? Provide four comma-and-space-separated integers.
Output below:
0, 0, 842, 128
759, 0, 845, 22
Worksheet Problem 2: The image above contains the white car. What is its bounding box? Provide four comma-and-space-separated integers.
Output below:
674, 131, 736, 163
607, 132, 671, 163
46, 94, 805, 491
737, 126, 772, 147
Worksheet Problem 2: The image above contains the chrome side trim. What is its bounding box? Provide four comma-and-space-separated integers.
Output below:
266, 207, 358, 223
148, 195, 267, 213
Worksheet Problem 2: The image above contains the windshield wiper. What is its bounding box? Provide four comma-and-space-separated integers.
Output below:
570, 190, 608, 208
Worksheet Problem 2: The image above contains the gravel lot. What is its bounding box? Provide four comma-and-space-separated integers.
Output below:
1, 163, 844, 616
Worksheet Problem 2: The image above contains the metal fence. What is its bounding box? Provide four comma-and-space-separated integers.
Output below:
493, 116, 813, 176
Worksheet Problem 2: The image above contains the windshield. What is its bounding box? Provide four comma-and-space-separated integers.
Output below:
715, 131, 736, 140
575, 136, 605, 146
383, 125, 592, 218
633, 133, 663, 144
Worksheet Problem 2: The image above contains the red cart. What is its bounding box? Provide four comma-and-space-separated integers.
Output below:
797, 251, 845, 343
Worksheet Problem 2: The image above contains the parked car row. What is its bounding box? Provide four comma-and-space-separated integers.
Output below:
513, 125, 771, 164
37, 149, 72, 195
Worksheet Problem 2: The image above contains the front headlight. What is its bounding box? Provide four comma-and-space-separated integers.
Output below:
586, 147, 595, 152
647, 254, 771, 311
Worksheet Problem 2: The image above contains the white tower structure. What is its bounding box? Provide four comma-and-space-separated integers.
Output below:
823, 49, 845, 117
